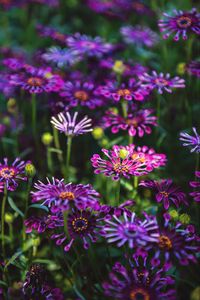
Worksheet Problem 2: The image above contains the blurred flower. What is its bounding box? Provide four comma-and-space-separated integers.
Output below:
187, 61, 200, 77
158, 8, 200, 41
36, 24, 68, 43
190, 171, 200, 202
120, 25, 159, 47
103, 108, 157, 137
139, 71, 185, 94
42, 47, 80, 68
140, 179, 188, 210
3, 57, 25, 71
180, 127, 200, 153
51, 111, 93, 136
24, 213, 63, 233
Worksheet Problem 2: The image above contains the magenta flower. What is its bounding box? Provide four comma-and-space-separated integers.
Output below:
187, 61, 200, 78
103, 108, 157, 137
139, 71, 185, 94
50, 111, 93, 136
158, 8, 200, 41
24, 213, 63, 234
190, 171, 200, 202
180, 127, 200, 153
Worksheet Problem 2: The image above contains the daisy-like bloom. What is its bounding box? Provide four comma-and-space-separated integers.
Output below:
36, 24, 68, 44
187, 61, 200, 78
0, 158, 27, 191
180, 127, 200, 153
158, 8, 200, 41
51, 208, 102, 251
102, 259, 176, 300
59, 80, 104, 109
9, 67, 63, 94
139, 71, 185, 94
97, 79, 150, 102
103, 108, 157, 137
140, 179, 188, 210
103, 211, 159, 248
51, 111, 93, 136
31, 178, 100, 212
66, 33, 113, 58
3, 57, 25, 71
120, 25, 159, 47
91, 145, 153, 181
42, 47, 80, 68
189, 171, 200, 202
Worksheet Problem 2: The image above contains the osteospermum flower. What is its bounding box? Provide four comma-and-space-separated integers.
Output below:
42, 47, 80, 68
24, 213, 63, 234
139, 71, 185, 94
31, 178, 100, 212
190, 171, 200, 202
50, 111, 93, 136
0, 158, 27, 191
120, 25, 159, 47
158, 8, 200, 41
102, 259, 176, 300
180, 127, 200, 153
140, 179, 188, 210
103, 108, 157, 137
187, 61, 200, 78
66, 33, 113, 58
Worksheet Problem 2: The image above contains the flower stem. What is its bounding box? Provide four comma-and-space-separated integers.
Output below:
52, 126, 63, 163
31, 93, 37, 138
116, 179, 121, 205
121, 100, 127, 118
47, 146, 53, 174
22, 178, 32, 241
65, 136, 72, 181
1, 186, 8, 258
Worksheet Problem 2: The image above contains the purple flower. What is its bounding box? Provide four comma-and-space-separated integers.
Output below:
103, 108, 157, 137
180, 127, 200, 153
24, 213, 63, 233
187, 60, 200, 77
50, 111, 93, 136
3, 57, 25, 71
120, 25, 159, 47
139, 71, 185, 94
66, 33, 113, 58
103, 211, 159, 248
59, 80, 104, 109
36, 24, 68, 43
0, 158, 27, 191
158, 8, 200, 41
190, 171, 200, 202
140, 179, 188, 210
31, 178, 100, 212
42, 47, 80, 68
102, 258, 176, 300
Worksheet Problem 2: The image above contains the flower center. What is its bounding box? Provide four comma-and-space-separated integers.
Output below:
117, 89, 131, 97
81, 41, 96, 49
159, 235, 172, 250
160, 191, 169, 198
0, 167, 15, 179
126, 118, 139, 127
59, 191, 75, 201
130, 288, 150, 300
72, 217, 88, 233
113, 163, 129, 174
74, 90, 89, 101
154, 78, 169, 87
132, 153, 146, 163
27, 77, 44, 87
176, 16, 192, 28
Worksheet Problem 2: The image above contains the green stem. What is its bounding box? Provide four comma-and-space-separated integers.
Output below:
22, 178, 32, 241
65, 136, 72, 181
157, 95, 161, 125
47, 147, 53, 173
53, 126, 63, 163
1, 186, 8, 258
31, 94, 37, 139
116, 179, 121, 206
128, 135, 133, 144
121, 100, 127, 118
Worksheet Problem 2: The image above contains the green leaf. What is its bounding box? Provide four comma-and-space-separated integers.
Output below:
29, 204, 49, 212
73, 285, 86, 300
8, 197, 24, 218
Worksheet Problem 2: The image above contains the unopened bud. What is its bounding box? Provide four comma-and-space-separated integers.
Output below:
119, 149, 129, 159
112, 60, 126, 74
25, 163, 36, 178
179, 213, 191, 224
169, 210, 179, 220
92, 127, 104, 140
41, 132, 53, 146
5, 212, 14, 224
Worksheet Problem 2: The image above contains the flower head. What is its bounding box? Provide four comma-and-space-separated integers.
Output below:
190, 171, 200, 202
180, 127, 200, 153
158, 8, 200, 41
50, 111, 93, 136
187, 61, 200, 78
24, 213, 63, 234
139, 71, 185, 94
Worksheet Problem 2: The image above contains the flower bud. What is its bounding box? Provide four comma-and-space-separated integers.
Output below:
92, 127, 104, 140
169, 210, 179, 220
25, 163, 36, 178
101, 138, 109, 147
7, 98, 17, 114
179, 213, 191, 224
119, 149, 129, 159
112, 60, 126, 74
176, 62, 186, 75
5, 212, 14, 224
41, 132, 53, 146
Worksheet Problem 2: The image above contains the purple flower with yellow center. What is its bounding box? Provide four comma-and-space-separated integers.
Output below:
158, 8, 200, 41
103, 108, 157, 137
97, 79, 149, 102
187, 60, 200, 78
190, 171, 200, 202
120, 25, 159, 47
51, 208, 102, 251
139, 71, 185, 94
9, 67, 63, 94
180, 127, 200, 153
31, 177, 100, 212
66, 33, 113, 58
50, 111, 93, 136
0, 158, 27, 191
102, 258, 176, 300
91, 146, 152, 180
59, 80, 104, 109
139, 179, 188, 210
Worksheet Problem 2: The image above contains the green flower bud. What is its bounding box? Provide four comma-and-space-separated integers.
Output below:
112, 60, 126, 74
179, 213, 191, 224
5, 212, 14, 224
101, 138, 109, 147
119, 149, 129, 159
33, 236, 40, 247
41, 132, 53, 146
191, 286, 200, 300
25, 163, 36, 178
7, 98, 17, 113
92, 127, 104, 140
169, 210, 179, 220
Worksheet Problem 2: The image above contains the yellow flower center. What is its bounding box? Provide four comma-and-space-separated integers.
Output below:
27, 77, 44, 87
130, 288, 150, 300
154, 78, 168, 87
74, 90, 89, 101
0, 167, 15, 179
160, 191, 169, 198
117, 89, 131, 97
159, 235, 172, 250
113, 163, 129, 173
177, 16, 192, 28
59, 191, 75, 201
72, 217, 88, 232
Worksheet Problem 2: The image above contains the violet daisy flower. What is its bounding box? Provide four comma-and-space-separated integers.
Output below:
24, 213, 63, 234
139, 71, 185, 94
140, 179, 188, 210
187, 60, 200, 78
120, 25, 159, 47
102, 259, 176, 300
36, 24, 68, 44
50, 111, 93, 136
158, 8, 200, 41
180, 127, 200, 153
189, 171, 200, 202
3, 58, 25, 71
0, 158, 27, 191
59, 80, 104, 109
42, 47, 80, 68
103, 108, 157, 137
31, 177, 100, 212
66, 33, 113, 58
